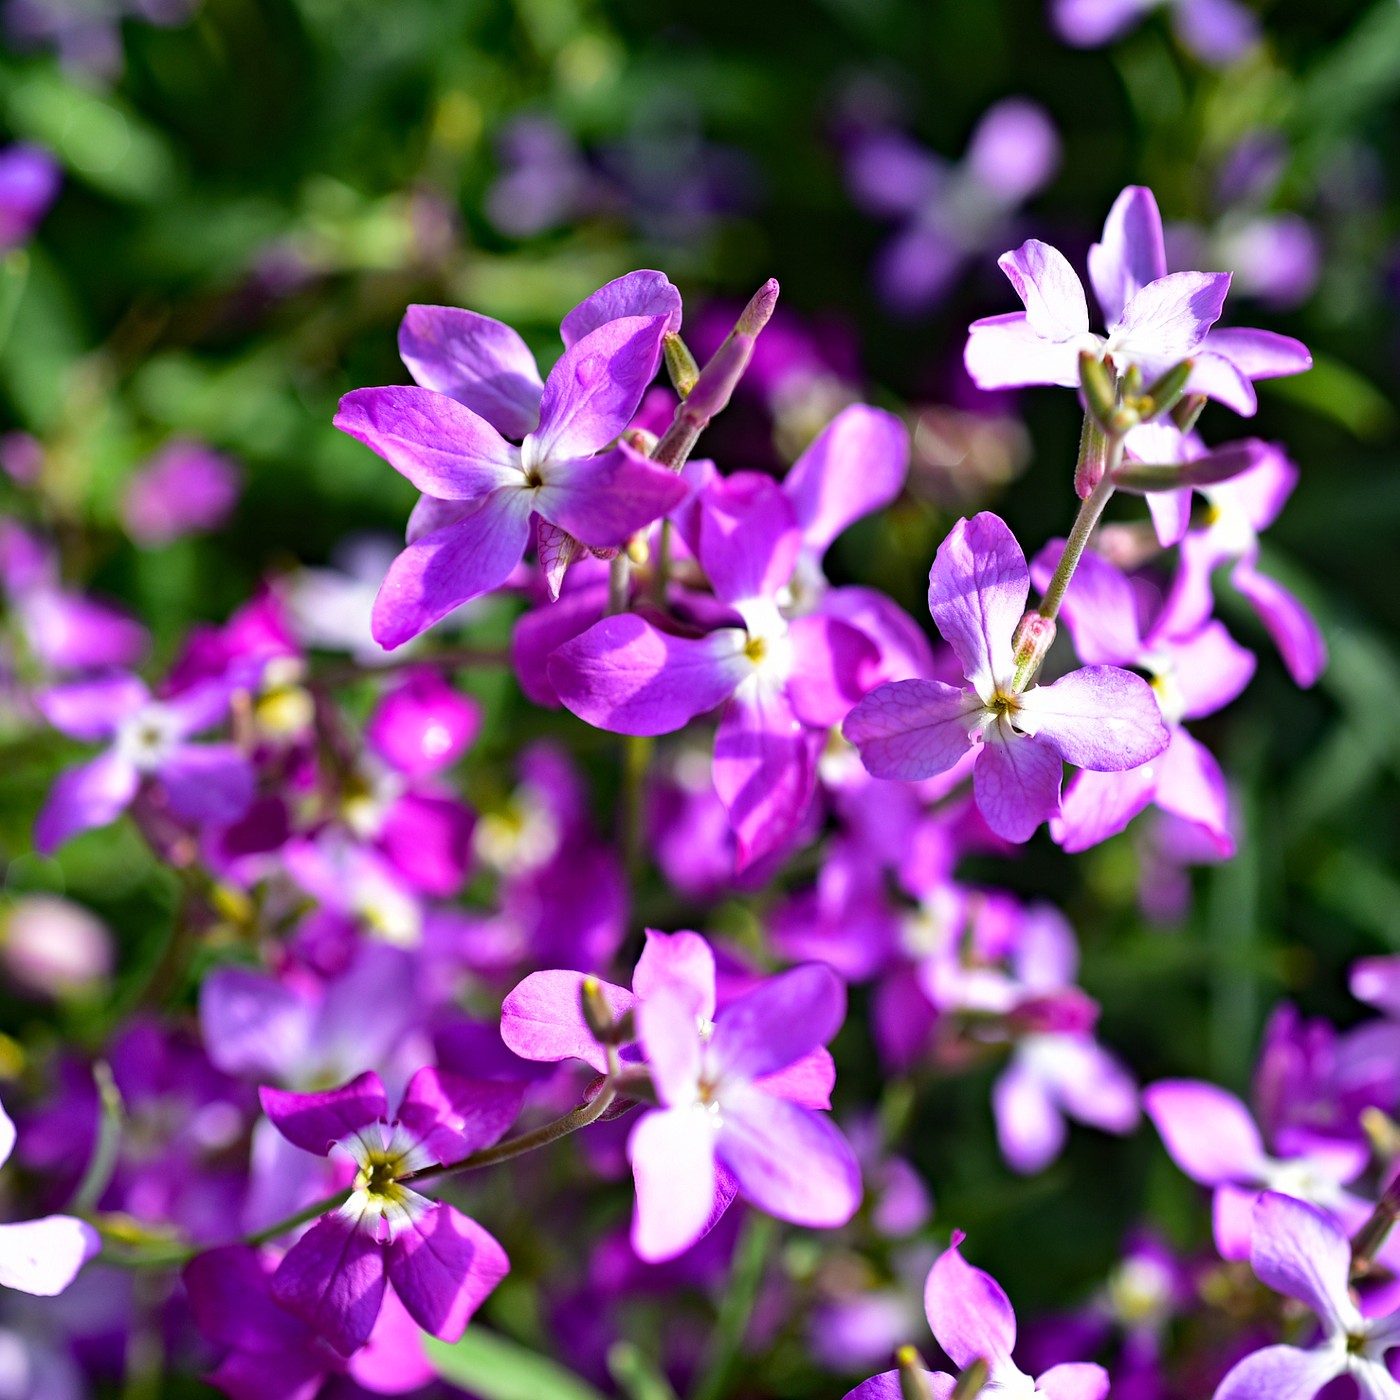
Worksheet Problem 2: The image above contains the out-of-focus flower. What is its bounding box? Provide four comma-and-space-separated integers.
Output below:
0, 146, 59, 252
0, 895, 113, 999
1052, 0, 1258, 68
122, 440, 241, 547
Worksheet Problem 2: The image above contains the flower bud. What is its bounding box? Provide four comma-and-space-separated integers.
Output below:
897, 1346, 936, 1400
1138, 359, 1194, 423
1011, 611, 1056, 691
0, 895, 112, 999
1078, 351, 1116, 428
580, 976, 617, 1045
663, 333, 700, 400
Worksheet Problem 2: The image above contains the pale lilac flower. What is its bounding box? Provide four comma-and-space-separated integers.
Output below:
1052, 0, 1258, 68
0, 894, 113, 999
628, 962, 860, 1262
122, 440, 240, 546
0, 1097, 99, 1296
844, 512, 1168, 843
336, 272, 689, 646
260, 1068, 520, 1355
34, 673, 253, 853
1213, 1193, 1400, 1400
1143, 1079, 1379, 1261
845, 1230, 1110, 1399
965, 185, 1310, 415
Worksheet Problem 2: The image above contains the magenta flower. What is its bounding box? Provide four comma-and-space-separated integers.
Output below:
549, 470, 881, 866
259, 1067, 521, 1355
122, 439, 241, 546
0, 1096, 99, 1295
628, 962, 861, 1262
0, 143, 59, 251
335, 271, 691, 647
34, 672, 254, 853
844, 512, 1168, 843
965, 185, 1310, 415
1029, 538, 1256, 855
845, 1230, 1109, 1399
1213, 1193, 1400, 1400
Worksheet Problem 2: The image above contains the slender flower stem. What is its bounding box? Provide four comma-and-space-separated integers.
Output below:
608, 553, 631, 616
72, 1061, 123, 1214
688, 1212, 777, 1400
1036, 435, 1122, 625
1351, 1175, 1400, 1279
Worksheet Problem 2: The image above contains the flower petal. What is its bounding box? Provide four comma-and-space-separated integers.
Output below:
548, 615, 748, 736
535, 440, 690, 548
499, 970, 631, 1073
997, 240, 1090, 340
964, 313, 1087, 390
1029, 541, 1142, 668
559, 270, 682, 349
1109, 271, 1232, 380
637, 984, 704, 1107
34, 752, 140, 854
1213, 1344, 1343, 1400
37, 674, 148, 740
271, 1212, 387, 1356
629, 1105, 718, 1263
1153, 728, 1234, 855
633, 929, 716, 1021
718, 1086, 861, 1228
1230, 561, 1327, 687
396, 1068, 523, 1164
334, 387, 521, 499
711, 963, 846, 1084
1203, 327, 1312, 381
783, 405, 910, 557
397, 305, 543, 439
1141, 1080, 1267, 1184
1016, 666, 1169, 772
1051, 764, 1159, 853
0, 1215, 99, 1295
1036, 1363, 1112, 1400
532, 315, 669, 463
923, 1233, 1018, 1372
159, 744, 255, 826
1087, 186, 1167, 328
787, 614, 881, 727
697, 472, 802, 607
843, 679, 982, 781
372, 489, 534, 650
1250, 1192, 1354, 1333
973, 731, 1063, 843
993, 1059, 1066, 1175
929, 513, 1027, 698
259, 1072, 387, 1156
386, 1202, 509, 1340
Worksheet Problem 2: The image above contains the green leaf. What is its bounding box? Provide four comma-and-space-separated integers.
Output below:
1262, 355, 1396, 441
423, 1328, 610, 1400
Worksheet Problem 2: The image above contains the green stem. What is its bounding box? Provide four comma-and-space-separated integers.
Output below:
688, 1212, 777, 1400
608, 553, 632, 615
1351, 1175, 1400, 1279
1036, 438, 1122, 625
73, 1061, 124, 1214
651, 519, 673, 607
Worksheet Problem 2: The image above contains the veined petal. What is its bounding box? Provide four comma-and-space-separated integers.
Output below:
548, 615, 749, 735
372, 489, 534, 650
711, 964, 846, 1084
929, 513, 1027, 698
717, 1086, 862, 1227
755, 1046, 836, 1110
629, 1105, 718, 1263
1108, 271, 1232, 379
1016, 666, 1169, 772
1212, 1344, 1344, 1400
1051, 764, 1159, 853
843, 1372, 954, 1400
697, 472, 802, 607
1087, 185, 1167, 327
386, 1202, 509, 1340
534, 440, 690, 548
997, 239, 1090, 340
633, 929, 716, 1021
964, 313, 1089, 390
396, 1068, 523, 1164
271, 1212, 387, 1356
397, 305, 543, 439
783, 405, 910, 557
843, 679, 982, 781
334, 387, 521, 499
0, 1215, 99, 1295
259, 1071, 387, 1156
973, 728, 1063, 843
34, 751, 140, 854
1142, 1080, 1268, 1184
532, 315, 669, 463
1203, 327, 1312, 381
1250, 1192, 1355, 1333
560, 270, 682, 349
499, 970, 632, 1073
924, 1233, 1018, 1372
713, 680, 818, 870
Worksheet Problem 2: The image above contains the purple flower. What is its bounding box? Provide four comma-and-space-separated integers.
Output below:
260, 1067, 521, 1355
364, 668, 480, 778
335, 271, 690, 646
1029, 539, 1255, 854
628, 963, 861, 1261
844, 512, 1168, 843
122, 439, 241, 546
846, 1230, 1110, 1399
34, 673, 254, 852
0, 1096, 99, 1295
0, 144, 59, 251
965, 185, 1310, 415
1052, 0, 1258, 68
1212, 1193, 1400, 1400
1143, 1079, 1377, 1261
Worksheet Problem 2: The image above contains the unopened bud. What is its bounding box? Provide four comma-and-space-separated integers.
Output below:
1078, 351, 1116, 428
663, 333, 700, 399
1139, 359, 1194, 422
580, 976, 616, 1044
951, 1358, 989, 1400
1170, 393, 1208, 436
625, 535, 650, 566
1074, 414, 1109, 500
622, 427, 659, 455
897, 1346, 936, 1400
1011, 611, 1056, 691
737, 278, 779, 337
1106, 404, 1140, 435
